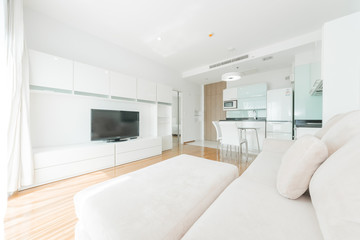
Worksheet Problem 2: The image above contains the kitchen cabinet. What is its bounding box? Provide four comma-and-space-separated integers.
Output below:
294, 64, 322, 120
74, 62, 110, 95
310, 62, 321, 87
110, 72, 137, 99
223, 88, 238, 101
295, 127, 321, 139
29, 50, 73, 91
137, 79, 157, 102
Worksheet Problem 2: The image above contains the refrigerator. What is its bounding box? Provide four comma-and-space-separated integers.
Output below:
266, 88, 293, 140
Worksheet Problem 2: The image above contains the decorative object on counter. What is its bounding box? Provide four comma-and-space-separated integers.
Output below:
221, 72, 241, 81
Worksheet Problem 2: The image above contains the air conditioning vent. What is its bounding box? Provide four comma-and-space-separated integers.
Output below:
209, 55, 249, 69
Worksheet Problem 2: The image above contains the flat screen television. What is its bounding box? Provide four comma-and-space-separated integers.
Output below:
91, 109, 139, 141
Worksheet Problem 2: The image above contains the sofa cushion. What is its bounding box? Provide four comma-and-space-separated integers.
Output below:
74, 154, 239, 240
277, 135, 328, 199
314, 112, 345, 139
310, 135, 360, 240
321, 110, 360, 156
183, 151, 323, 240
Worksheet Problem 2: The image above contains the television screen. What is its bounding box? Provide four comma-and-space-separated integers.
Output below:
91, 109, 139, 141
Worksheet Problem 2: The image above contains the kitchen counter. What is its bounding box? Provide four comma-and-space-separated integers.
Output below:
295, 120, 322, 128
221, 118, 266, 122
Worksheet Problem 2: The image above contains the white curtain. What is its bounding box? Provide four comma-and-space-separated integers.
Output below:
6, 0, 34, 194
0, 1, 10, 238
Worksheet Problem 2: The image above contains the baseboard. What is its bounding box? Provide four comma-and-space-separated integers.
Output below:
184, 140, 195, 144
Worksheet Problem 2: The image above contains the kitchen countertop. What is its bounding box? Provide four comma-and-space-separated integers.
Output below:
221, 118, 266, 122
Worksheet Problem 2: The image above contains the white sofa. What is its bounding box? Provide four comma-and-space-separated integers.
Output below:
74, 110, 360, 240
184, 110, 360, 240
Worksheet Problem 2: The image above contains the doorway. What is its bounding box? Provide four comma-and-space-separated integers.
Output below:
172, 90, 182, 146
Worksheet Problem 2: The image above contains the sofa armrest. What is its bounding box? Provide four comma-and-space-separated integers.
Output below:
262, 138, 294, 154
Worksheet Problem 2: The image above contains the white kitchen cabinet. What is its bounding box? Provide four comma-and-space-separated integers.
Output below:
74, 62, 110, 95
295, 127, 321, 139
110, 72, 137, 99
223, 88, 238, 101
137, 79, 157, 101
156, 83, 172, 103
29, 50, 73, 91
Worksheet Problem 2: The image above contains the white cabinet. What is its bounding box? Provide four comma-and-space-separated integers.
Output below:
74, 62, 110, 95
295, 127, 321, 139
157, 104, 172, 151
137, 79, 157, 101
157, 83, 172, 103
29, 50, 73, 91
31, 137, 162, 188
115, 137, 162, 165
33, 143, 114, 186
110, 72, 137, 99
223, 88, 238, 101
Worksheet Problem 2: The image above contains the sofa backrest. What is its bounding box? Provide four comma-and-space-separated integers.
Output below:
314, 113, 346, 139
309, 135, 360, 240
320, 110, 360, 156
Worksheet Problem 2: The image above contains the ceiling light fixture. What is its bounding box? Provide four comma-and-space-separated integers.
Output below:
221, 72, 241, 81
157, 37, 162, 41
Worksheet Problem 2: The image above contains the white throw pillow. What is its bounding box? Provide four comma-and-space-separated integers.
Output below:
277, 135, 328, 199
310, 135, 360, 240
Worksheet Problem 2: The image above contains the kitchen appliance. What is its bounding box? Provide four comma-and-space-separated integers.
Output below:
223, 100, 238, 110
266, 88, 293, 140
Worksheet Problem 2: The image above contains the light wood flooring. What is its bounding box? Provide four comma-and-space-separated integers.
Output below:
5, 144, 255, 240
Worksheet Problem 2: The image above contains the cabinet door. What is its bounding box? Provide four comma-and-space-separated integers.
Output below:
74, 62, 110, 95
223, 88, 237, 101
110, 72, 136, 99
137, 79, 156, 101
157, 83, 172, 103
29, 50, 73, 90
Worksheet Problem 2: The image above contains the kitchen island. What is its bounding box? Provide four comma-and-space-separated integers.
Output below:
220, 118, 266, 153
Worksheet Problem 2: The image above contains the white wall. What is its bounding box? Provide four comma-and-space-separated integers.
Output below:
226, 68, 292, 90
24, 8, 202, 144
322, 12, 360, 122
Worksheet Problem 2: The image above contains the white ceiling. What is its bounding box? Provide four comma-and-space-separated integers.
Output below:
25, 0, 360, 76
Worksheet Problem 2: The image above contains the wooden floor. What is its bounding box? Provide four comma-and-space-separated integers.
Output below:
4, 144, 254, 240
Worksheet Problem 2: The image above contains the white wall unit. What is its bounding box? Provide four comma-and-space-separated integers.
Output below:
223, 88, 238, 101
115, 137, 161, 165
74, 62, 110, 95
33, 142, 114, 186
29, 50, 73, 90
322, 12, 360, 122
137, 79, 157, 101
157, 83, 172, 103
157, 104, 172, 151
31, 137, 161, 187
110, 72, 137, 99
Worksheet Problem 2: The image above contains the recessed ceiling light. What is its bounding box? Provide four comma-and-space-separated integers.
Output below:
221, 72, 241, 81
157, 37, 162, 41
208, 33, 214, 37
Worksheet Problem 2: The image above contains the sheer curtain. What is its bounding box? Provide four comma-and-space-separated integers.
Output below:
6, 0, 34, 194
